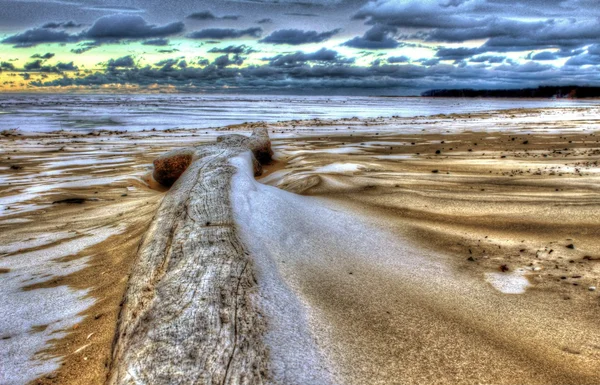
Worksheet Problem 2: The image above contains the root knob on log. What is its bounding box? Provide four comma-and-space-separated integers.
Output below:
153, 127, 273, 187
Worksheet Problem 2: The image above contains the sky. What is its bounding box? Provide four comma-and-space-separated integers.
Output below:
0, 0, 599, 95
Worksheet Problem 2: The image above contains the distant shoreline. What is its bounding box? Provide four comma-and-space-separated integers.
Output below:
420, 85, 600, 98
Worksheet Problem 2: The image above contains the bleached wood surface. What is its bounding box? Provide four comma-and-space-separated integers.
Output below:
108, 128, 273, 385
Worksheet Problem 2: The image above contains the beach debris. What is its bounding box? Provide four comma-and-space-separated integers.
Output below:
566, 244, 575, 249
52, 198, 89, 204
500, 264, 509, 272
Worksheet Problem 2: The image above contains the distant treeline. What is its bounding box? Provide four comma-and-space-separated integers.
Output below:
421, 86, 600, 98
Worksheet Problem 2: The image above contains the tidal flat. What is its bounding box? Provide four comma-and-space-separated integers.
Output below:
1, 106, 599, 384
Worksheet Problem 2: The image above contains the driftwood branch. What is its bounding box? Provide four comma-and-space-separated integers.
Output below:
108, 128, 273, 385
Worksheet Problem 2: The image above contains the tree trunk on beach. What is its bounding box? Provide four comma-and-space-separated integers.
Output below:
107, 128, 273, 385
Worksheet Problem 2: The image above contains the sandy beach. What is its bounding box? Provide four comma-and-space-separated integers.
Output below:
1, 105, 600, 384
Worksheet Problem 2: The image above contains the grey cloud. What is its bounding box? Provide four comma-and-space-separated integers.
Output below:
284, 13, 319, 17
260, 28, 340, 45
257, 18, 273, 24
2, 28, 78, 47
388, 55, 409, 63
188, 28, 262, 39
267, 48, 353, 67
31, 52, 55, 59
495, 61, 553, 73
143, 38, 170, 46
85, 14, 184, 40
186, 11, 239, 21
24, 60, 43, 70
208, 45, 256, 54
435, 47, 482, 61
531, 51, 560, 60
155, 58, 179, 70
353, 0, 600, 54
55, 62, 78, 71
71, 42, 99, 54
213, 54, 245, 68
29, 59, 600, 95
42, 21, 82, 29
107, 55, 136, 68
417, 58, 441, 66
24, 59, 78, 72
2, 15, 184, 47
565, 49, 600, 66
343, 25, 399, 49
470, 55, 505, 63
0, 62, 16, 71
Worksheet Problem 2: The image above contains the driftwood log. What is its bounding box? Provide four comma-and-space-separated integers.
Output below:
108, 128, 273, 385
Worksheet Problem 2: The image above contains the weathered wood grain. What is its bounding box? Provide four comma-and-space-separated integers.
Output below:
108, 128, 273, 385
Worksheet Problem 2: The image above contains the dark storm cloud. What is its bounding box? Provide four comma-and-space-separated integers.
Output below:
343, 25, 398, 49
4, 0, 600, 93
142, 38, 170, 46
260, 29, 341, 45
267, 48, 354, 67
155, 58, 189, 70
435, 47, 482, 61
417, 58, 440, 66
284, 13, 319, 17
213, 54, 245, 68
24, 60, 43, 70
188, 28, 263, 39
353, 0, 600, 53
155, 58, 179, 70
565, 46, 600, 66
31, 53, 600, 95
23, 59, 78, 72
495, 61, 553, 73
71, 42, 99, 54
2, 14, 184, 47
107, 55, 136, 68
81, 5, 144, 13
387, 55, 409, 63
42, 21, 82, 29
2, 28, 78, 47
55, 62, 78, 71
31, 52, 55, 59
186, 11, 240, 21
469, 55, 506, 63
208, 45, 257, 54
84, 14, 184, 40
0, 62, 16, 71
530, 51, 560, 61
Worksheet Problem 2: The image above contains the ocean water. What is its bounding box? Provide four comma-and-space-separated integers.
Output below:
0, 94, 598, 133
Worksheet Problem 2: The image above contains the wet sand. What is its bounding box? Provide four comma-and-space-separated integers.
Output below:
1, 106, 599, 384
